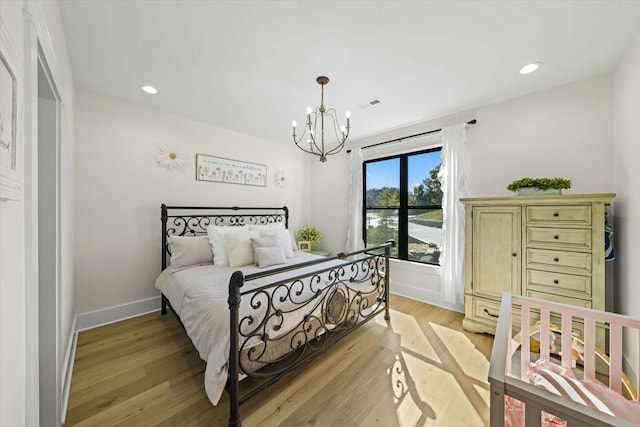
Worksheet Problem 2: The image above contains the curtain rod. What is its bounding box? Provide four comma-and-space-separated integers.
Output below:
346, 119, 477, 153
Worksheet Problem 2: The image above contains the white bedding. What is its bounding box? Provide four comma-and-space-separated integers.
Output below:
155, 251, 341, 405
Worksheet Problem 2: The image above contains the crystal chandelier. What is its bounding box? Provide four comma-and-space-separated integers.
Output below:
292, 76, 350, 162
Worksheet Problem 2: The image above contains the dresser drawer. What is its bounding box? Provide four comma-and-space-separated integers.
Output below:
526, 249, 592, 274
525, 290, 592, 309
526, 205, 591, 225
526, 269, 591, 298
526, 227, 592, 250
471, 297, 502, 328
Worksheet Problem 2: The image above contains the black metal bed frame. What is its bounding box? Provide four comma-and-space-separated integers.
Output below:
160, 204, 394, 426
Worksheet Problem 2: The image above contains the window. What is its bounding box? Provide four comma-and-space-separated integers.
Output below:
363, 148, 442, 265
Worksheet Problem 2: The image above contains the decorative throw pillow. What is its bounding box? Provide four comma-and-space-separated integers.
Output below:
254, 246, 287, 268
168, 235, 213, 272
225, 229, 260, 268
250, 235, 282, 265
207, 225, 244, 267
258, 228, 295, 258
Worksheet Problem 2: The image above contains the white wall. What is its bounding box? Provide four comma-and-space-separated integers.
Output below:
0, 0, 76, 425
74, 91, 313, 315
612, 31, 640, 381
312, 74, 613, 311
0, 1, 26, 423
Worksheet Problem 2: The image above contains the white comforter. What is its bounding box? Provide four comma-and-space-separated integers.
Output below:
155, 251, 333, 405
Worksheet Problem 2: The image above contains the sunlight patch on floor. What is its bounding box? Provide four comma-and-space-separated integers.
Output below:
430, 321, 490, 382
374, 315, 491, 426
377, 308, 443, 364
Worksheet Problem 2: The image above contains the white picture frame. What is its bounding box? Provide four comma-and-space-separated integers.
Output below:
195, 154, 267, 187
0, 19, 22, 201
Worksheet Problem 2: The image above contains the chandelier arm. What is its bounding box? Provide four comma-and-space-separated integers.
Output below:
293, 139, 321, 156
324, 108, 349, 137
308, 113, 324, 154
293, 124, 319, 156
292, 124, 309, 145
293, 120, 323, 157
322, 112, 348, 155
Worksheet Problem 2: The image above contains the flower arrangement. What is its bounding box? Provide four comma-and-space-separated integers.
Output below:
507, 177, 572, 192
297, 225, 321, 243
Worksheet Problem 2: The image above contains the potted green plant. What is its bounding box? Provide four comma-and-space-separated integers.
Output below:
507, 177, 572, 196
297, 225, 321, 250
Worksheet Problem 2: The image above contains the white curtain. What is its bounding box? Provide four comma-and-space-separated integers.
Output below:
346, 148, 364, 252
438, 123, 469, 305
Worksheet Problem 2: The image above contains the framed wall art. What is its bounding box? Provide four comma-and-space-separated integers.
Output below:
0, 20, 22, 201
196, 154, 266, 187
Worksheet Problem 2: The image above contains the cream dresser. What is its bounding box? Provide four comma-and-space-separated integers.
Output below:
460, 193, 614, 335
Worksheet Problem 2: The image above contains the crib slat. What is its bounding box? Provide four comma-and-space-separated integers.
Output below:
583, 316, 596, 383
540, 307, 551, 362
637, 330, 640, 401
609, 322, 623, 395
521, 303, 531, 379
561, 313, 572, 369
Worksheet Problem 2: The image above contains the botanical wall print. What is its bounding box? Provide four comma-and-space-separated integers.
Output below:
156, 146, 187, 170
0, 20, 22, 201
273, 170, 288, 188
196, 154, 266, 186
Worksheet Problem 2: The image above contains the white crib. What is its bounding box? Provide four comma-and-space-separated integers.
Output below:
489, 293, 640, 427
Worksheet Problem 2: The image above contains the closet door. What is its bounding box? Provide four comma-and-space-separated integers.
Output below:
471, 206, 521, 299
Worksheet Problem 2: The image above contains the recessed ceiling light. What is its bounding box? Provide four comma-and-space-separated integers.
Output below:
141, 85, 158, 94
519, 62, 543, 75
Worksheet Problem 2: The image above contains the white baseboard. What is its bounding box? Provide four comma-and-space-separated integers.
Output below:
391, 280, 464, 313
75, 296, 161, 332
60, 316, 77, 425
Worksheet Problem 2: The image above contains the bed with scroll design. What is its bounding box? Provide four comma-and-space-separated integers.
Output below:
158, 204, 394, 426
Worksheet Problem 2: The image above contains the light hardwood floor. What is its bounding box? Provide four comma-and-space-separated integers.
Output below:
66, 294, 494, 426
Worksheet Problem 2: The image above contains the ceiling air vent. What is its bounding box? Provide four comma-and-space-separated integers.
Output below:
359, 98, 381, 109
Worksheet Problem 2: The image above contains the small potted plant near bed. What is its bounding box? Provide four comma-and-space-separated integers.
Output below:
507, 177, 572, 196
297, 225, 321, 251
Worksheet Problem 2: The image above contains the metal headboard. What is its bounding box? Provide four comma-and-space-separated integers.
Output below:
161, 204, 289, 270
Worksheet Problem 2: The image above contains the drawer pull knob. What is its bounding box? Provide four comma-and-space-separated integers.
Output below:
512, 253, 517, 257
483, 308, 499, 319
553, 279, 559, 284
553, 212, 559, 217
554, 257, 560, 262
553, 235, 560, 240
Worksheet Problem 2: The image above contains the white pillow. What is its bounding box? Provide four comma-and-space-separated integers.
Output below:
225, 229, 260, 268
258, 228, 295, 258
250, 235, 282, 265
248, 223, 298, 254
254, 246, 287, 268
290, 230, 298, 253
249, 223, 286, 232
207, 225, 244, 267
168, 235, 213, 272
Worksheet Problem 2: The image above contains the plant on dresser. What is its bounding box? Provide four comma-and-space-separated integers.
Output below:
507, 177, 572, 192
460, 193, 615, 349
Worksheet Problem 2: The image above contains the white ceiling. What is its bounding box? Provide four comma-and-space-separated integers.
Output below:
59, 1, 640, 145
